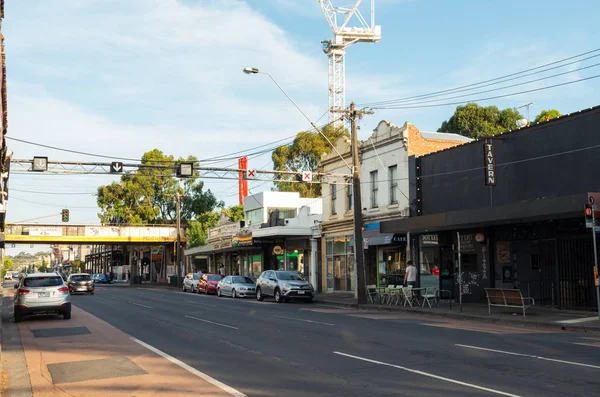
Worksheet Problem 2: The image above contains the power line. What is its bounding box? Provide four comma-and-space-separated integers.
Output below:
367, 61, 600, 108
10, 188, 96, 195
9, 195, 99, 209
371, 74, 600, 110
358, 47, 600, 107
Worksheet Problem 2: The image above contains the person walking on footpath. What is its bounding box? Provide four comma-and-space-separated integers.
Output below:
404, 260, 417, 288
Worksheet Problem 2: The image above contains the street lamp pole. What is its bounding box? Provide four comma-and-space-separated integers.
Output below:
176, 192, 182, 288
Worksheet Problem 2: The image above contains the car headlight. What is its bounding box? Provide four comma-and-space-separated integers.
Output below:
281, 282, 291, 289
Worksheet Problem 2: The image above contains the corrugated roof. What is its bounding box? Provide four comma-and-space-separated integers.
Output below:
420, 131, 473, 142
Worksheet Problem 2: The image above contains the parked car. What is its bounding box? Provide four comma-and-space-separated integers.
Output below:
4, 273, 13, 280
256, 270, 314, 303
13, 272, 71, 322
198, 273, 224, 295
93, 274, 111, 284
217, 276, 256, 298
67, 273, 95, 294
183, 272, 202, 293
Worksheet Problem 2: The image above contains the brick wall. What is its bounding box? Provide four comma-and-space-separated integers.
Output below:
406, 123, 466, 156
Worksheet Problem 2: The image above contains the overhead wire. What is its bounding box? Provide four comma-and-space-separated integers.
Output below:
358, 47, 600, 107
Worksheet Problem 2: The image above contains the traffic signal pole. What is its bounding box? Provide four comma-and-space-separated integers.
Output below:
592, 205, 600, 319
176, 192, 183, 288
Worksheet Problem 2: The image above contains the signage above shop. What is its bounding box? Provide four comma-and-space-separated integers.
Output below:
421, 234, 438, 245
484, 142, 497, 186
253, 237, 284, 246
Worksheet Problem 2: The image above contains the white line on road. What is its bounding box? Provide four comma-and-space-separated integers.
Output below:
333, 351, 523, 397
128, 301, 153, 309
556, 316, 599, 324
269, 314, 334, 326
456, 344, 600, 370
131, 337, 246, 397
186, 300, 219, 308
185, 315, 239, 330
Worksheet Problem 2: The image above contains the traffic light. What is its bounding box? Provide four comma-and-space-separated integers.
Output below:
585, 204, 593, 223
142, 257, 149, 267
61, 209, 69, 222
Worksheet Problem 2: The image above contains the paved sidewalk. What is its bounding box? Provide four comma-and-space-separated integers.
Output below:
312, 292, 600, 333
14, 305, 240, 397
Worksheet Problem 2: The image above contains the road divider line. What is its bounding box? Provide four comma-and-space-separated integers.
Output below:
456, 344, 600, 370
185, 315, 239, 330
186, 300, 219, 308
333, 351, 523, 397
128, 301, 153, 309
131, 337, 246, 397
269, 314, 334, 326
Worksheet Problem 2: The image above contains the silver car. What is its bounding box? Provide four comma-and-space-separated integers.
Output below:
182, 272, 202, 293
256, 271, 314, 303
217, 276, 256, 298
13, 272, 72, 322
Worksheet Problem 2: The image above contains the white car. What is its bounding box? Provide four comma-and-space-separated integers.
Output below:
4, 273, 13, 280
217, 276, 256, 298
182, 272, 203, 293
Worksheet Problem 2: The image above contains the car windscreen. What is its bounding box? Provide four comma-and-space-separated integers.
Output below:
207, 275, 223, 281
71, 275, 91, 282
232, 276, 253, 284
193, 274, 202, 280
276, 272, 304, 281
23, 276, 63, 287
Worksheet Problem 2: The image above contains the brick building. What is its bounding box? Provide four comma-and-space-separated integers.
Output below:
318, 120, 470, 294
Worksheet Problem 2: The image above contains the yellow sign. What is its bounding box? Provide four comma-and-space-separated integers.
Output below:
3, 235, 183, 244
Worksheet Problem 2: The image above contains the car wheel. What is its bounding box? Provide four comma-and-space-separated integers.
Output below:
274, 289, 283, 303
90, 291, 95, 295
14, 308, 23, 323
182, 285, 187, 292
256, 288, 264, 301
232, 289, 237, 299
217, 288, 222, 297
63, 310, 72, 320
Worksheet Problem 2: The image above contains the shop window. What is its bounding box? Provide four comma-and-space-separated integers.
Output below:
245, 208, 263, 225
389, 165, 398, 204
420, 246, 441, 289
378, 247, 406, 287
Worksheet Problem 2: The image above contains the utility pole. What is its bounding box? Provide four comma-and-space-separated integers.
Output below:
176, 192, 182, 288
334, 102, 374, 304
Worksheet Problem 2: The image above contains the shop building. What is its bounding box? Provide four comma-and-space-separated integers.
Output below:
381, 106, 600, 309
320, 120, 470, 293
187, 191, 322, 282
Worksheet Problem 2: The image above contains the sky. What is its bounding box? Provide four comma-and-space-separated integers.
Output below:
4, 0, 600, 255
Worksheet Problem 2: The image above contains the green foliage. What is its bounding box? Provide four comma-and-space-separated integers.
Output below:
97, 149, 223, 225
272, 124, 349, 198
1, 258, 13, 277
438, 103, 523, 139
534, 109, 561, 123
38, 264, 48, 273
223, 205, 244, 222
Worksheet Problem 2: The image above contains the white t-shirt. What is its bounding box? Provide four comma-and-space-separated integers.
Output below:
405, 265, 417, 282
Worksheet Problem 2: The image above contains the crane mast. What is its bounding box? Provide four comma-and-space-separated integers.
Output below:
319, 0, 381, 127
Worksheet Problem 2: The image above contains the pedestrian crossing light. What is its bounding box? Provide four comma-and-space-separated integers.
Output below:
61, 209, 69, 222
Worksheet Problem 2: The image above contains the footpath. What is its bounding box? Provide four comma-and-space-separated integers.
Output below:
1, 285, 238, 397
126, 282, 600, 333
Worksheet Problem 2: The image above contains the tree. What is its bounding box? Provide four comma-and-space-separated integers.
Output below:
272, 124, 349, 198
438, 103, 523, 139
534, 109, 561, 123
97, 149, 223, 225
223, 205, 244, 222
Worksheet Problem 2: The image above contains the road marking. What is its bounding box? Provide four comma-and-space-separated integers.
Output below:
556, 316, 599, 324
186, 300, 219, 308
333, 351, 522, 397
269, 314, 334, 326
131, 337, 246, 397
456, 344, 600, 370
185, 315, 239, 330
128, 301, 153, 309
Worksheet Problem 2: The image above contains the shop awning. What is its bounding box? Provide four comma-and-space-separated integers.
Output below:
381, 193, 586, 234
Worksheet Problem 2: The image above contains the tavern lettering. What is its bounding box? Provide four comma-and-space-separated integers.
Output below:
484, 142, 496, 186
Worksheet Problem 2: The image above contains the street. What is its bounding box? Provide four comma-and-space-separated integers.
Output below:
7, 284, 595, 397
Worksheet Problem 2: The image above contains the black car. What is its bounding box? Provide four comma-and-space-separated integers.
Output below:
94, 274, 111, 284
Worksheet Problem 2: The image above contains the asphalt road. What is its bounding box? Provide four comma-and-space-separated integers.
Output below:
62, 285, 600, 397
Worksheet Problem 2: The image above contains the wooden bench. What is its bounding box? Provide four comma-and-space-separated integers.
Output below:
485, 288, 535, 317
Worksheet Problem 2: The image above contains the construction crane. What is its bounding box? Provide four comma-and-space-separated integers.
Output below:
319, 0, 381, 126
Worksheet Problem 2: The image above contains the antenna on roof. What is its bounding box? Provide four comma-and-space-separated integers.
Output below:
517, 102, 534, 124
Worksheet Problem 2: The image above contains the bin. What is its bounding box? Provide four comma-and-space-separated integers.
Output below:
169, 275, 177, 286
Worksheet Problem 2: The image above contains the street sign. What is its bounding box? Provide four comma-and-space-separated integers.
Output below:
245, 169, 256, 179
302, 171, 313, 182
110, 162, 123, 173
585, 204, 600, 228
177, 162, 193, 177
32, 156, 48, 172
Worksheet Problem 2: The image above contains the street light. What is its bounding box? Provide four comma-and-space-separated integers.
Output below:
242, 67, 351, 171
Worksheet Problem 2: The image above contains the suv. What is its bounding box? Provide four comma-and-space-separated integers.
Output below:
256, 271, 314, 303
13, 273, 72, 322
